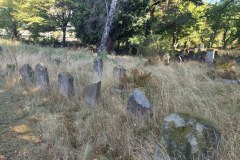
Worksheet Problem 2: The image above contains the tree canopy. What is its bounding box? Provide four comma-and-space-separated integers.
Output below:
0, 0, 239, 53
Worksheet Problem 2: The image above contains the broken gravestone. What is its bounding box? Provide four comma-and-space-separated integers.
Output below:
127, 89, 152, 115
58, 72, 75, 98
93, 56, 103, 80
84, 80, 101, 107
19, 64, 34, 86
34, 63, 49, 92
157, 113, 221, 160
206, 50, 215, 64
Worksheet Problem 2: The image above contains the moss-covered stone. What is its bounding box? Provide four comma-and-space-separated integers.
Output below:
159, 113, 221, 160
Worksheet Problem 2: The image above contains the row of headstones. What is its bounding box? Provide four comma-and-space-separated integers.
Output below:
175, 50, 216, 64
6, 57, 221, 159
17, 63, 102, 106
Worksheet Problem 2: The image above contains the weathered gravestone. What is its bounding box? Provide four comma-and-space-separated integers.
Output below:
127, 89, 152, 115
157, 113, 221, 160
19, 64, 34, 86
84, 80, 101, 107
34, 63, 49, 92
58, 72, 75, 98
93, 57, 103, 80
206, 50, 215, 64
5, 64, 15, 76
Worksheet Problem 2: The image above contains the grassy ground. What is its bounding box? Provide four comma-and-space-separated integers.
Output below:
0, 39, 240, 160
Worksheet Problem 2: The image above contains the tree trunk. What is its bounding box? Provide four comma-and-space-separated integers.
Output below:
222, 29, 228, 50
62, 27, 67, 47
172, 33, 178, 50
98, 0, 118, 55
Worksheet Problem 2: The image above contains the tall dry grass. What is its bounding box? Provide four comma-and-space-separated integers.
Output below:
0, 39, 239, 160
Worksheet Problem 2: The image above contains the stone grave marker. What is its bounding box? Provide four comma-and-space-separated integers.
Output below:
34, 63, 49, 92
19, 64, 34, 86
127, 89, 152, 115
206, 50, 215, 64
58, 72, 75, 98
84, 80, 101, 107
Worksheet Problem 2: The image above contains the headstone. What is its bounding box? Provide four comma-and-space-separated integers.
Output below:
206, 50, 215, 64
19, 64, 34, 86
84, 81, 101, 107
93, 57, 103, 80
163, 54, 170, 65
158, 113, 221, 160
127, 89, 152, 115
5, 64, 15, 76
34, 63, 49, 92
58, 72, 75, 98
113, 67, 126, 88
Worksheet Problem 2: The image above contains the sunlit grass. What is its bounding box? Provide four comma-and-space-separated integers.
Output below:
0, 39, 239, 159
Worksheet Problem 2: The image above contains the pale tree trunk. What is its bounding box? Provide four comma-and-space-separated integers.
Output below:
98, 0, 118, 55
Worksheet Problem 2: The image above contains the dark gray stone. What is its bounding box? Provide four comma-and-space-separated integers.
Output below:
84, 81, 101, 107
58, 72, 75, 98
127, 89, 152, 115
34, 63, 49, 92
159, 113, 221, 160
19, 64, 34, 85
206, 50, 215, 64
93, 57, 103, 79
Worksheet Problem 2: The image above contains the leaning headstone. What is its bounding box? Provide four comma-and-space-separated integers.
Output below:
93, 57, 103, 80
127, 89, 152, 115
159, 113, 221, 160
5, 64, 15, 76
206, 50, 215, 64
84, 80, 101, 107
34, 63, 49, 92
58, 72, 75, 98
19, 64, 34, 86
